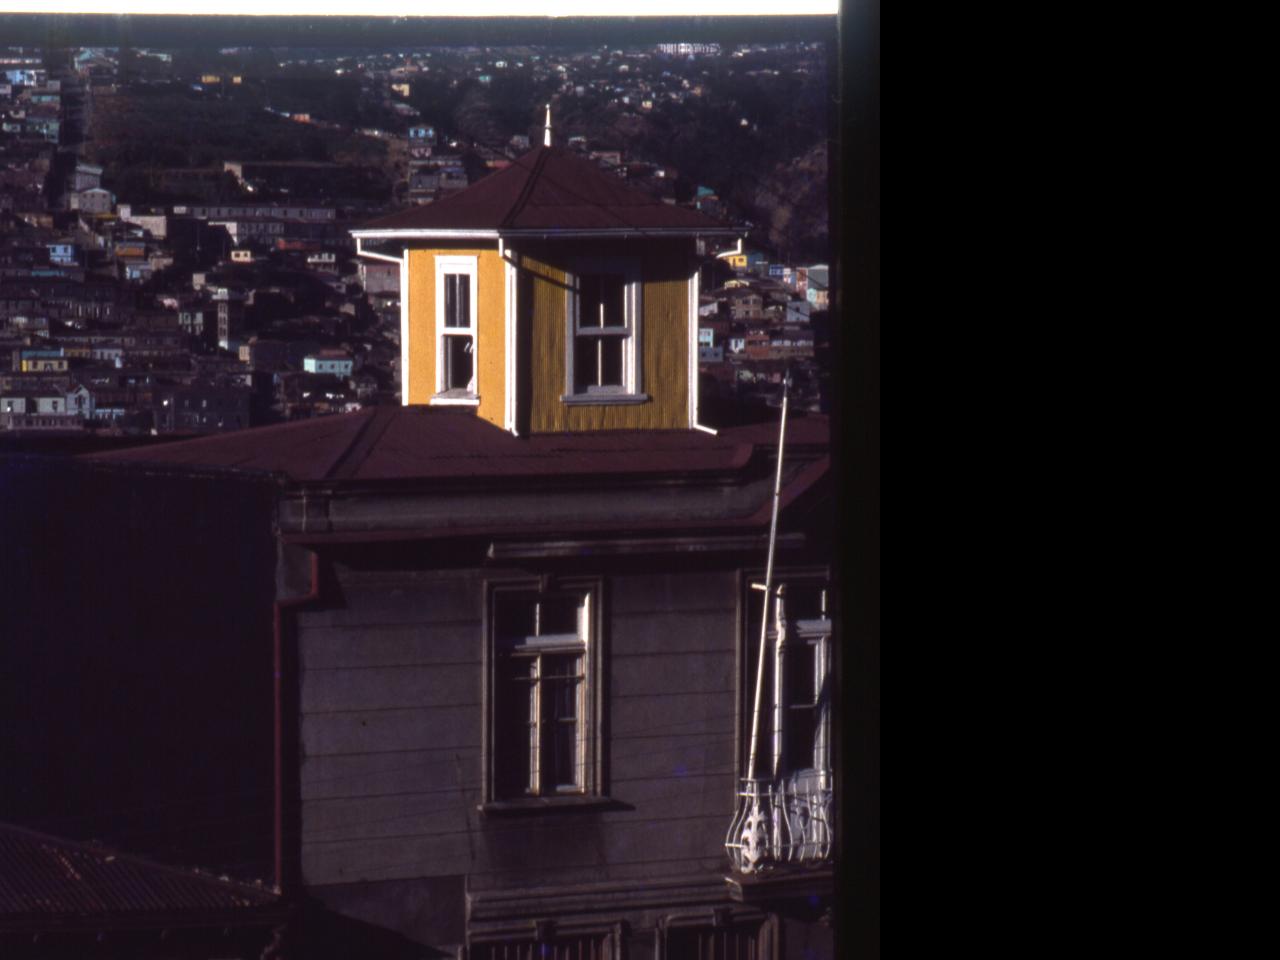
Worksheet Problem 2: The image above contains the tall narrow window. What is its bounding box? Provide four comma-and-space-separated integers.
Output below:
574, 273, 627, 392
488, 580, 601, 803
565, 259, 642, 402
434, 255, 478, 401
741, 575, 833, 779
494, 590, 587, 797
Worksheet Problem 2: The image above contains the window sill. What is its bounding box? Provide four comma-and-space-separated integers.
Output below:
431, 393, 480, 407
478, 796, 628, 817
560, 393, 650, 406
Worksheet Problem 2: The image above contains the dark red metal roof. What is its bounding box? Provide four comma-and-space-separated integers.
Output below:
355, 146, 735, 234
0, 824, 278, 922
80, 407, 828, 486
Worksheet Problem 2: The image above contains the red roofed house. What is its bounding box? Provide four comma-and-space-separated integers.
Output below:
3, 114, 837, 960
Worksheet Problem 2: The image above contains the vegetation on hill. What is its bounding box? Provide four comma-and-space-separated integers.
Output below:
87, 82, 392, 205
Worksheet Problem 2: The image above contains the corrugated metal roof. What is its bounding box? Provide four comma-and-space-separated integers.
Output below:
0, 824, 278, 921
80, 407, 829, 486
355, 146, 735, 235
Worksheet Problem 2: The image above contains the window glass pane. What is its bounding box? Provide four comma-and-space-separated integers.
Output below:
787, 641, 816, 706
498, 659, 536, 797
574, 337, 597, 393
580, 273, 625, 329
581, 274, 603, 329
552, 718, 577, 789
539, 596, 581, 637
496, 591, 538, 641
786, 703, 817, 774
599, 338, 623, 387
444, 273, 470, 327
787, 583, 826, 620
574, 337, 625, 393
602, 274, 624, 326
444, 335, 473, 391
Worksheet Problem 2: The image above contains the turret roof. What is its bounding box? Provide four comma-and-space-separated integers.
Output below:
353, 145, 737, 236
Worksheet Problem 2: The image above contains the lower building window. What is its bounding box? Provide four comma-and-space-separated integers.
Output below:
471, 932, 610, 960
662, 917, 773, 960
742, 576, 832, 779
488, 580, 601, 802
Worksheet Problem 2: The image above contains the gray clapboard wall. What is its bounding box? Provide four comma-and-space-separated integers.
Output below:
296, 562, 740, 897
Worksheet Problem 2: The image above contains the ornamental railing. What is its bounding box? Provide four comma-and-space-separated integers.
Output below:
725, 772, 834, 875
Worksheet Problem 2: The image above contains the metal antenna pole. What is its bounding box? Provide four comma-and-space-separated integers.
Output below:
745, 372, 791, 781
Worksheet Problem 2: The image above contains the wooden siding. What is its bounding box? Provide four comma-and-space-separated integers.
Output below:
518, 240, 693, 433
406, 245, 506, 428
296, 562, 741, 900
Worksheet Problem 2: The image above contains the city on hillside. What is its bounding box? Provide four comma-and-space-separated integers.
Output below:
1, 40, 831, 444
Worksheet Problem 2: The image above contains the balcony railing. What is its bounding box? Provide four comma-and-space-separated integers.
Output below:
725, 772, 833, 875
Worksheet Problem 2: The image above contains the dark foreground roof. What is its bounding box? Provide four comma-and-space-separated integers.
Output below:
80, 406, 828, 485
0, 823, 279, 923
354, 145, 736, 235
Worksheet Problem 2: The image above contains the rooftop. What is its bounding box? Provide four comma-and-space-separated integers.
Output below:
0, 823, 279, 924
82, 405, 829, 486
353, 145, 738, 237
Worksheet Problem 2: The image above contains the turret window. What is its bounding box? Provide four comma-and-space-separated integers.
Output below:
434, 255, 479, 403
574, 273, 627, 391
564, 258, 644, 404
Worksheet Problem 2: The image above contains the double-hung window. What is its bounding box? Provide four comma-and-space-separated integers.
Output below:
487, 580, 601, 803
564, 258, 644, 403
434, 255, 478, 402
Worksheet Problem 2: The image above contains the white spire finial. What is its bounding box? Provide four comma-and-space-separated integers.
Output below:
544, 103, 552, 147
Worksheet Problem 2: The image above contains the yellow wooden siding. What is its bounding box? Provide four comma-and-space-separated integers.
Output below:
406, 246, 506, 428
522, 241, 691, 433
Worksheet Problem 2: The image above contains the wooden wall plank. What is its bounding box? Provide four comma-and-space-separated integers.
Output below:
610, 651, 734, 697
298, 577, 482, 628
300, 623, 482, 670
302, 706, 480, 756
304, 792, 477, 844
302, 664, 480, 714
302, 747, 483, 802
610, 570, 737, 616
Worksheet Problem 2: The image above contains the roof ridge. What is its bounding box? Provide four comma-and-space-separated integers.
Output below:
318, 406, 382, 482
327, 405, 400, 481
501, 145, 552, 230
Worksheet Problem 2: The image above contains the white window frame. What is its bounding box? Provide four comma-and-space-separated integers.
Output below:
483, 578, 605, 808
562, 257, 647, 405
433, 254, 479, 405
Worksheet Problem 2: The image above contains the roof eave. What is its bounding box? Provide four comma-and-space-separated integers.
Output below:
350, 228, 500, 240
350, 226, 741, 241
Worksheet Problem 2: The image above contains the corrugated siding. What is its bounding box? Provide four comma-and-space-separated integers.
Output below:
475, 248, 506, 429
406, 246, 506, 427
522, 241, 692, 433
406, 248, 435, 405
